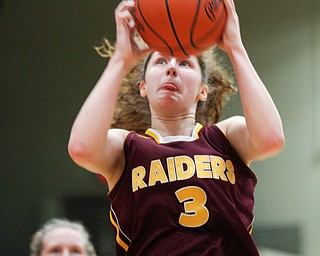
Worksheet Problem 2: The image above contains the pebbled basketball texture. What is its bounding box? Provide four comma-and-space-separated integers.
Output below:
133, 0, 226, 57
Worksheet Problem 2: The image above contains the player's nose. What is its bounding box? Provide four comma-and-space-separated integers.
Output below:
166, 59, 178, 77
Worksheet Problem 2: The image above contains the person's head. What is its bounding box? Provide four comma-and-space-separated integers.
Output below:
30, 218, 97, 256
96, 36, 236, 132
139, 52, 208, 118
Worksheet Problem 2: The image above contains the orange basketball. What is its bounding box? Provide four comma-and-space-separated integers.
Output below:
133, 0, 226, 57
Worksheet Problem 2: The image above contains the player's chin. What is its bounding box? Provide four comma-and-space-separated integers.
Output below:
159, 92, 181, 102
154, 95, 182, 110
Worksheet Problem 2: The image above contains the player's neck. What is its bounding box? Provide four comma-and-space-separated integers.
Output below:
150, 115, 196, 137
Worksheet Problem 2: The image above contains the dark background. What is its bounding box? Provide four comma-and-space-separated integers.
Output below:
1, 1, 119, 255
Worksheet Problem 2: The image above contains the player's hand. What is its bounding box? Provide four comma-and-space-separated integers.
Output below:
114, 0, 150, 69
217, 0, 243, 53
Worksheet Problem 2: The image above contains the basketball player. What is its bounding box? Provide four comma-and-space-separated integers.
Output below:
30, 218, 96, 256
68, 0, 285, 255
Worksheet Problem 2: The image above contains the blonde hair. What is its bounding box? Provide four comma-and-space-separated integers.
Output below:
96, 37, 237, 133
30, 218, 97, 256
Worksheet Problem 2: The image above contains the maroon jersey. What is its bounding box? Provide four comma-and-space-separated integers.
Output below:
108, 123, 259, 256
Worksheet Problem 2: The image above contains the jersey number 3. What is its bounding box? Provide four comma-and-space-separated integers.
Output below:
175, 186, 209, 228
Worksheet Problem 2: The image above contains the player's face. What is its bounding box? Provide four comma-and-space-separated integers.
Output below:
40, 227, 86, 256
141, 52, 206, 116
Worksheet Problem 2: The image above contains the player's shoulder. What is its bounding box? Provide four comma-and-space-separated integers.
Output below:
108, 128, 130, 140
216, 116, 246, 136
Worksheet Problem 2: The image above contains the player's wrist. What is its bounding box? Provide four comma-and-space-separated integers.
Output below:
109, 51, 134, 73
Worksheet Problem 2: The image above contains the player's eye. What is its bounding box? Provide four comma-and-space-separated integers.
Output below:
48, 247, 62, 254
156, 58, 167, 65
179, 60, 191, 67
70, 246, 84, 255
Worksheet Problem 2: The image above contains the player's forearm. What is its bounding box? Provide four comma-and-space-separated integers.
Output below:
228, 45, 285, 152
68, 54, 128, 157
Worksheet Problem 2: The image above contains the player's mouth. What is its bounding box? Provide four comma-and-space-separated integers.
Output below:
161, 83, 178, 91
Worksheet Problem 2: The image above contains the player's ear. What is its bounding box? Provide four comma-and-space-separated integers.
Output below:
139, 81, 147, 97
197, 84, 208, 101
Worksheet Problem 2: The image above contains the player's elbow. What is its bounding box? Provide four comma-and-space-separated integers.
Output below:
68, 139, 95, 167
260, 131, 286, 157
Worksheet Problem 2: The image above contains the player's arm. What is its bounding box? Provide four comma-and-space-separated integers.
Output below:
217, 0, 285, 165
68, 1, 149, 189
68, 51, 129, 188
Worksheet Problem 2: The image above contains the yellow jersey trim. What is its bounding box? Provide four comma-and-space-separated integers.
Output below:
145, 123, 203, 144
247, 219, 254, 235
145, 129, 160, 144
109, 210, 129, 251
193, 123, 203, 139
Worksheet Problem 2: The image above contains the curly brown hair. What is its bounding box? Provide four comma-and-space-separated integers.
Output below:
95, 37, 237, 133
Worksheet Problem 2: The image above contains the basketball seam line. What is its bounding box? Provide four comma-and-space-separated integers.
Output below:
165, 0, 188, 56
136, 0, 174, 55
